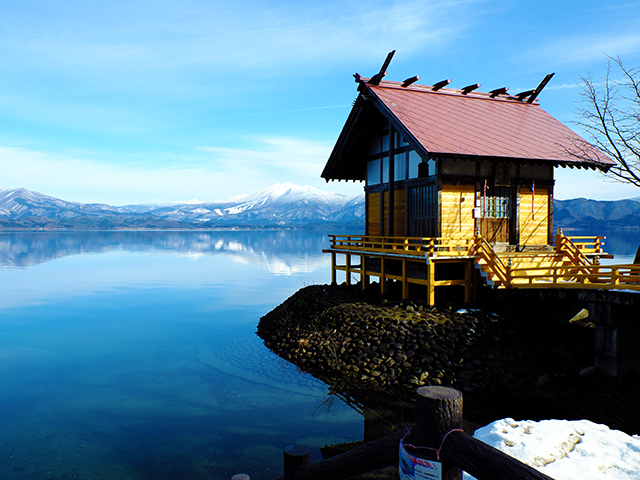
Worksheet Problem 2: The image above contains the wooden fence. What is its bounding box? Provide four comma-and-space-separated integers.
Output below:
280, 386, 554, 480
326, 233, 640, 294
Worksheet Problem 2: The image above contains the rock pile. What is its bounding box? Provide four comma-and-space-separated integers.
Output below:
258, 284, 539, 396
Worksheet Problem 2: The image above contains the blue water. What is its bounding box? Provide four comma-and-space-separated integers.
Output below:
0, 231, 363, 480
0, 229, 635, 479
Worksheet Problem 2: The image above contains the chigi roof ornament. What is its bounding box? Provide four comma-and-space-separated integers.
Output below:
354, 51, 555, 103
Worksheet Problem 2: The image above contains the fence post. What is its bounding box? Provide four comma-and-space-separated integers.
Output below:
402, 386, 463, 480
283, 445, 310, 480
556, 228, 564, 254
404, 387, 555, 480
330, 252, 336, 286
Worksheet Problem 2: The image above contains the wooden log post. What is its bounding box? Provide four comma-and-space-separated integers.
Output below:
283, 445, 310, 480
282, 429, 406, 480
402, 386, 463, 480
404, 386, 555, 480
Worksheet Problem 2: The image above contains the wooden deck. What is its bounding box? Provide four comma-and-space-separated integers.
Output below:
324, 232, 640, 305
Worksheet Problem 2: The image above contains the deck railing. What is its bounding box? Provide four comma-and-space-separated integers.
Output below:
555, 233, 606, 254
327, 235, 474, 257
471, 235, 510, 287
508, 263, 640, 291
326, 234, 640, 293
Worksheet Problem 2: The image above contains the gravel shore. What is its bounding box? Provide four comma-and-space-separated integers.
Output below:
258, 284, 640, 436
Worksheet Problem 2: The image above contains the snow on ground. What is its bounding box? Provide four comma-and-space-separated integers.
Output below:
464, 418, 640, 480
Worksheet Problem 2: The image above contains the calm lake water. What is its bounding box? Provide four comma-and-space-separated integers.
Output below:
0, 228, 636, 480
0, 230, 364, 480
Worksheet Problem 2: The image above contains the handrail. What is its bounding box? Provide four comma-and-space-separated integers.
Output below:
555, 232, 592, 265
326, 234, 638, 292
507, 263, 640, 290
327, 235, 474, 257
562, 235, 606, 254
472, 235, 509, 287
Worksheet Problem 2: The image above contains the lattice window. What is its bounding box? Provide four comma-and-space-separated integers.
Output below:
478, 186, 511, 218
409, 184, 437, 219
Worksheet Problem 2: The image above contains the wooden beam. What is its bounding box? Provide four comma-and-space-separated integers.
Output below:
432, 79, 451, 91
401, 75, 420, 88
461, 83, 480, 94
515, 89, 535, 101
368, 50, 396, 86
527, 73, 555, 103
489, 87, 508, 98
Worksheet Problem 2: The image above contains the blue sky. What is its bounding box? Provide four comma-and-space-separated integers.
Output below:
1, 0, 640, 205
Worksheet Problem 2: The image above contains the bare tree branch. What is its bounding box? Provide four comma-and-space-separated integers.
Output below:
573, 57, 640, 188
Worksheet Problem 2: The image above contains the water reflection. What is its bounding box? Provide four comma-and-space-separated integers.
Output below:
0, 230, 364, 479
0, 230, 334, 274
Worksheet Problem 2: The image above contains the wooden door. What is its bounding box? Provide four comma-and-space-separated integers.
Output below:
475, 185, 513, 244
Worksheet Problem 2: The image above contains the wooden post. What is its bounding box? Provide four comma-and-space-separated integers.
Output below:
404, 386, 554, 480
402, 258, 409, 300
611, 267, 619, 286
330, 252, 336, 286
402, 386, 463, 480
282, 429, 406, 480
426, 259, 435, 306
464, 259, 473, 303
380, 256, 387, 295
361, 254, 368, 291
556, 228, 564, 254
346, 253, 351, 286
283, 445, 310, 480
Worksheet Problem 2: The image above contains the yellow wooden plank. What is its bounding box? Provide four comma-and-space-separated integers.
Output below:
519, 187, 549, 245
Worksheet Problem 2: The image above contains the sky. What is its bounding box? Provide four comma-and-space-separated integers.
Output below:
1, 0, 640, 205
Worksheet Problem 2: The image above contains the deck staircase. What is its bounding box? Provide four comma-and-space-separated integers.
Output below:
472, 232, 599, 289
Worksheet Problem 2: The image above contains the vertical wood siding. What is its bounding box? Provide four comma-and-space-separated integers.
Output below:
519, 186, 549, 245
394, 188, 405, 237
441, 185, 475, 239
367, 192, 381, 236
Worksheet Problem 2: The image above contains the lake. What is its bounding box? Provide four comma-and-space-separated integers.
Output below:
0, 230, 364, 480
0, 228, 636, 480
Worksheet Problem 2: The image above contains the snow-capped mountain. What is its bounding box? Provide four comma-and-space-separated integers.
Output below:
0, 188, 129, 219
0, 183, 364, 228
137, 183, 362, 223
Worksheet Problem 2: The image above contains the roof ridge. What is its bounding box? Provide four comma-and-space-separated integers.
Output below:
358, 77, 539, 104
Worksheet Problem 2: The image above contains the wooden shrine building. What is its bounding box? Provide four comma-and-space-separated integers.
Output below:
321, 56, 640, 304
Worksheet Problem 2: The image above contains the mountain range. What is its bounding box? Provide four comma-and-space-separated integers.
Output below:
0, 183, 364, 230
553, 197, 640, 230
0, 183, 639, 230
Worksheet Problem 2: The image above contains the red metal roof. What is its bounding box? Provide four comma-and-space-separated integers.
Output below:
366, 80, 614, 166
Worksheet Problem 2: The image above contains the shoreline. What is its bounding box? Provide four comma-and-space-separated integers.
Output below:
258, 284, 640, 436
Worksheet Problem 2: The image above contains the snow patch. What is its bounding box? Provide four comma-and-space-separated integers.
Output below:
465, 418, 640, 480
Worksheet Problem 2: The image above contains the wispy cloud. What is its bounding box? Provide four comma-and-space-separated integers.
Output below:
0, 137, 363, 205
0, 0, 485, 81
532, 33, 640, 68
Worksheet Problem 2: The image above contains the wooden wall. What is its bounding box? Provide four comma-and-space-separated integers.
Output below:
367, 192, 381, 236
393, 188, 405, 237
366, 189, 406, 236
519, 186, 550, 245
441, 185, 475, 240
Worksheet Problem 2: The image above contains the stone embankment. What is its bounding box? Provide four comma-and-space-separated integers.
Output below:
258, 284, 546, 396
